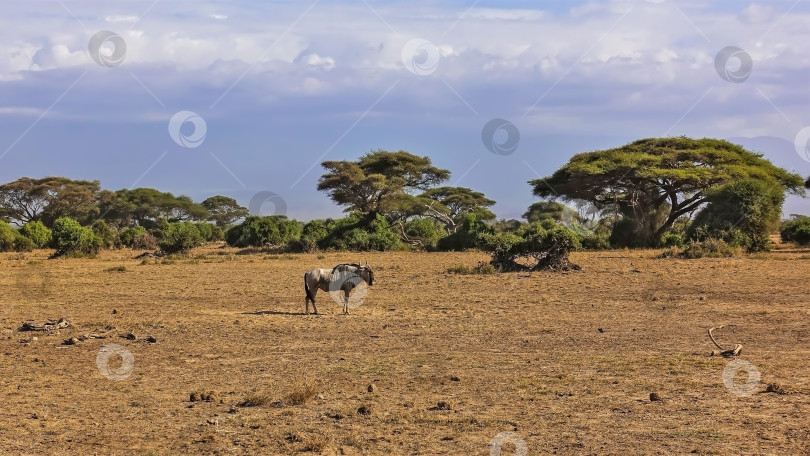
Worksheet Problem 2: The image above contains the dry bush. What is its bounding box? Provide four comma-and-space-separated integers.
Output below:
299, 435, 329, 452
132, 233, 158, 250
285, 383, 318, 406
238, 391, 273, 407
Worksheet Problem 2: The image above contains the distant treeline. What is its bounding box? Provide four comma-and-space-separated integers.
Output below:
3, 139, 810, 258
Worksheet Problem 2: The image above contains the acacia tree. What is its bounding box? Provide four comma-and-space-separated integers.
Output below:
101, 188, 210, 227
530, 137, 804, 246
419, 187, 496, 233
317, 150, 450, 221
0, 177, 102, 226
522, 201, 582, 225
202, 196, 249, 227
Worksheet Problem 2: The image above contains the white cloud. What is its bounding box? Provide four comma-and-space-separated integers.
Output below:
301, 53, 335, 70
0, 0, 808, 141
104, 15, 139, 23
739, 4, 776, 24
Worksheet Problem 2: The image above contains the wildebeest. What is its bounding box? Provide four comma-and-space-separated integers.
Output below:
303, 262, 374, 315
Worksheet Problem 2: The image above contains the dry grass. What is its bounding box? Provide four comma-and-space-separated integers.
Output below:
237, 391, 274, 408
285, 382, 318, 406
1, 246, 809, 454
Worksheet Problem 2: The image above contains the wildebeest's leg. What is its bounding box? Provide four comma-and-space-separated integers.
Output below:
312, 298, 318, 315
343, 290, 349, 314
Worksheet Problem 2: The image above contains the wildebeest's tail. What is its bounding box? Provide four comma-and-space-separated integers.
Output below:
304, 273, 314, 303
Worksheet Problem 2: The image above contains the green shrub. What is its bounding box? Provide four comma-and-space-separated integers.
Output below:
158, 222, 204, 254
780, 216, 810, 246
19, 221, 52, 248
195, 222, 213, 242
50, 217, 101, 257
687, 179, 784, 253
404, 218, 444, 250
436, 213, 492, 251
317, 214, 401, 251
194, 222, 222, 242
679, 238, 740, 259
297, 219, 329, 252
92, 220, 117, 249
478, 224, 580, 271
226, 216, 302, 248
580, 233, 611, 250
119, 226, 148, 247
148, 218, 170, 241
609, 217, 647, 249
210, 225, 224, 241
2, 222, 34, 252
659, 232, 684, 248
13, 235, 35, 252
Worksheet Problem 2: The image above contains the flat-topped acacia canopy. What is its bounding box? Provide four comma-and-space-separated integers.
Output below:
529, 137, 805, 243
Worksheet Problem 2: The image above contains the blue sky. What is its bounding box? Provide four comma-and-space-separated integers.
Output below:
2, 0, 810, 220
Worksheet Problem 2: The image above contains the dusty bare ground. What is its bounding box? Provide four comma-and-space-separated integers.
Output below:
1, 246, 809, 455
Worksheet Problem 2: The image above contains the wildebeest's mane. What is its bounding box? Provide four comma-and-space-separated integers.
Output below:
331, 263, 363, 274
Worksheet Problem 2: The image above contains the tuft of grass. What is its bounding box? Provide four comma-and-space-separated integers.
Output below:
299, 435, 329, 452
160, 258, 176, 265
237, 391, 273, 407
316, 254, 326, 260
285, 383, 318, 406
104, 265, 127, 272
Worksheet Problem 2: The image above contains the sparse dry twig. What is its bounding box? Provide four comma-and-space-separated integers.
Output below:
708, 325, 743, 357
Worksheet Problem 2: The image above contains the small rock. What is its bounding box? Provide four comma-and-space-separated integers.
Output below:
367, 384, 376, 393
435, 401, 452, 410
450, 376, 460, 382
30, 336, 38, 342
62, 337, 78, 345
111, 309, 117, 314
649, 392, 662, 402
316, 394, 325, 400
145, 336, 157, 343
598, 328, 604, 333
357, 406, 371, 416
124, 333, 136, 340
699, 296, 705, 301
765, 383, 788, 395
190, 392, 201, 402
